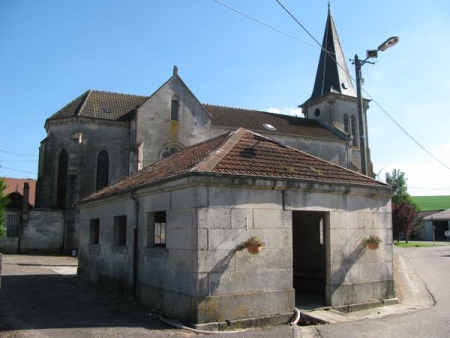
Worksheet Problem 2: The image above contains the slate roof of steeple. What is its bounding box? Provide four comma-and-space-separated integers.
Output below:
307, 5, 356, 103
80, 128, 387, 203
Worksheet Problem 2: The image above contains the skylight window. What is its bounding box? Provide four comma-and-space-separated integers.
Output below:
263, 123, 276, 131
103, 107, 112, 113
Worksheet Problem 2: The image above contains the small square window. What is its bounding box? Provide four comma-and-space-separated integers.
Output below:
263, 123, 276, 131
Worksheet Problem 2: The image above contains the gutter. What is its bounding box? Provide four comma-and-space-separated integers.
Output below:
131, 190, 139, 300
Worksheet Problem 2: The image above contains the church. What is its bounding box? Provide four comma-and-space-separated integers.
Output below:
35, 6, 373, 252
26, 6, 397, 329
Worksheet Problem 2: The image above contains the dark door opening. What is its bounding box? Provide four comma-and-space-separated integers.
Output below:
292, 211, 327, 309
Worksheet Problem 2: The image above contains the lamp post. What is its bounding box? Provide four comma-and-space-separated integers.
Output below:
353, 36, 399, 176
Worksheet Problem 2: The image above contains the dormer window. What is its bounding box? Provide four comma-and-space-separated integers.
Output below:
171, 99, 179, 121
103, 107, 112, 113
263, 123, 276, 131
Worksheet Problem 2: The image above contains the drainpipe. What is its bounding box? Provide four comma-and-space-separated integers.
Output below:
131, 190, 139, 300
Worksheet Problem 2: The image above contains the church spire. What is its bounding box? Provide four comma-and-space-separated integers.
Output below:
308, 5, 356, 101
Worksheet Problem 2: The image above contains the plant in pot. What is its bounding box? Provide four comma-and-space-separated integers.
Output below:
363, 235, 382, 250
235, 236, 264, 254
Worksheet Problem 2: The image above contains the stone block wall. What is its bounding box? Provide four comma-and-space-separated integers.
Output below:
0, 210, 64, 254
77, 177, 393, 328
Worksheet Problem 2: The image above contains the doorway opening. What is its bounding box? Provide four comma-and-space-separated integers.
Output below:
292, 211, 328, 310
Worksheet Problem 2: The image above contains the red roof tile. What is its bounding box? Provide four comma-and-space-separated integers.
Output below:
80, 128, 386, 203
2, 177, 36, 206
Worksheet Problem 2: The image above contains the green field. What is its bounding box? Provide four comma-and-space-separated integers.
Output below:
394, 241, 445, 248
411, 195, 450, 211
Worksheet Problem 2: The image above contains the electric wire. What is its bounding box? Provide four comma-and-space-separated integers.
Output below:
0, 149, 38, 157
216, 0, 450, 173
0, 166, 37, 175
213, 0, 319, 50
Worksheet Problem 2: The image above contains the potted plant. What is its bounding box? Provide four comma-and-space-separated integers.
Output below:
235, 236, 264, 254
363, 235, 382, 250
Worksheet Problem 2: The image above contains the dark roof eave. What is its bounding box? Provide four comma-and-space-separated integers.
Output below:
78, 171, 391, 206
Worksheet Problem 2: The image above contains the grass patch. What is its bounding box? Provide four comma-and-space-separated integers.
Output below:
394, 241, 445, 247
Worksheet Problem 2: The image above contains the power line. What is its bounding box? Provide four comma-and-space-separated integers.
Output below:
0, 160, 38, 163
0, 166, 37, 175
213, 0, 319, 49
271, 0, 450, 173
214, 0, 450, 173
0, 149, 38, 157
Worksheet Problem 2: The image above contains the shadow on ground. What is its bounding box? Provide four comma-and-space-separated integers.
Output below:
0, 273, 170, 332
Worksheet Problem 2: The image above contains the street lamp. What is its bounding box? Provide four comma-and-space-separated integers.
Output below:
353, 36, 399, 176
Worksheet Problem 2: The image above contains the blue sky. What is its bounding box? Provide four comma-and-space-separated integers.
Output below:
1, 0, 450, 196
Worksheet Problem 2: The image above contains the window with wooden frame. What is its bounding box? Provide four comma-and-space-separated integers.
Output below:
147, 211, 166, 247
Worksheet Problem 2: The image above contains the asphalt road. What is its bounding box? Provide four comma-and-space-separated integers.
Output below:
307, 245, 450, 338
0, 254, 297, 338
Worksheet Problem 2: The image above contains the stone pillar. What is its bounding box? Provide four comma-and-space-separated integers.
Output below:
22, 183, 30, 228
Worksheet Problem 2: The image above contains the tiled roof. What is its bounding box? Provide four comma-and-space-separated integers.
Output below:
46, 89, 342, 141
47, 90, 149, 121
204, 104, 341, 141
2, 177, 36, 206
80, 128, 386, 203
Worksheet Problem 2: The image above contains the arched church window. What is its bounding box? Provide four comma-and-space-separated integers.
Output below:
351, 116, 357, 146
56, 149, 68, 209
96, 150, 109, 191
343, 115, 349, 133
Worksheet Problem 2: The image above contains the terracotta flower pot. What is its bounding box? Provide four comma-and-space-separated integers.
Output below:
367, 242, 379, 250
246, 245, 262, 254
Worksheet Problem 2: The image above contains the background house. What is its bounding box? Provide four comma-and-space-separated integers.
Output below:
0, 177, 64, 253
411, 195, 450, 241
77, 128, 393, 329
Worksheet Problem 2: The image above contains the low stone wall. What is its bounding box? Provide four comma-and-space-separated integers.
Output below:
0, 210, 64, 254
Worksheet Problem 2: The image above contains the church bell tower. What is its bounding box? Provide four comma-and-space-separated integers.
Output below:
301, 4, 373, 176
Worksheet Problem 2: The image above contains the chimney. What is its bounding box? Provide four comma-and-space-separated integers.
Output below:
173, 65, 178, 76
22, 183, 30, 227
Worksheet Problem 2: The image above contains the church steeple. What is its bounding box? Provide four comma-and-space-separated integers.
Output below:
309, 4, 355, 101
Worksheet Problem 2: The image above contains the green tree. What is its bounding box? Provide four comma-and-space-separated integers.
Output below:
385, 169, 419, 243
0, 178, 8, 238
385, 169, 415, 205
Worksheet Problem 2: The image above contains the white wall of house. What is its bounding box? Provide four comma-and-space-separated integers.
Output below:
77, 176, 393, 328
